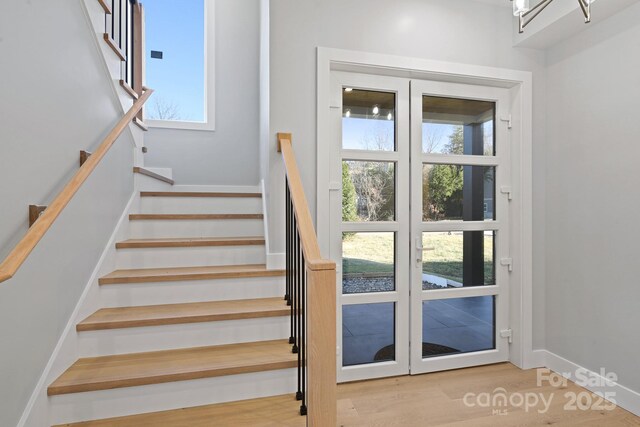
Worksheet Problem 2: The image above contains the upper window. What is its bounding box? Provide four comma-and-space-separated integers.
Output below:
145, 0, 212, 129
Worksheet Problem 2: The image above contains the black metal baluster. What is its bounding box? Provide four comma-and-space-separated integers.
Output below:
118, 0, 123, 49
288, 187, 295, 347
124, 0, 129, 82
300, 254, 307, 415
295, 232, 302, 402
292, 215, 299, 355
285, 182, 290, 304
111, 0, 115, 40
130, 0, 135, 87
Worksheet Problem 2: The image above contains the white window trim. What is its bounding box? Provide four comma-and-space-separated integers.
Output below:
316, 47, 535, 370
147, 0, 215, 131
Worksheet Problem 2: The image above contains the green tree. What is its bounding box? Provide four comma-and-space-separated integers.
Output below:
342, 162, 358, 222
423, 127, 465, 219
444, 125, 464, 155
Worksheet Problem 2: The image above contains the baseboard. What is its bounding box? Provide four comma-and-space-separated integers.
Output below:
260, 180, 283, 270
18, 191, 138, 427
267, 252, 285, 270
540, 350, 640, 417
170, 184, 262, 193
526, 349, 547, 369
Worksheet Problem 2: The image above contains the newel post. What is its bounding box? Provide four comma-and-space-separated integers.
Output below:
307, 260, 337, 426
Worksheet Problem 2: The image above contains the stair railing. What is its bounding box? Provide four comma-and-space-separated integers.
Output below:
278, 132, 337, 426
0, 88, 153, 284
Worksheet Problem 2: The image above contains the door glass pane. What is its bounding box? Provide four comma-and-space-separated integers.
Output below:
343, 89, 395, 151
422, 96, 494, 155
422, 296, 495, 358
343, 161, 395, 221
422, 231, 495, 289
343, 302, 396, 366
342, 232, 395, 294
422, 164, 495, 222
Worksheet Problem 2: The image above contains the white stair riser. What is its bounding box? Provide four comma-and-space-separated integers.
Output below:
129, 219, 264, 239
100, 277, 286, 306
115, 245, 266, 269
77, 317, 290, 357
140, 197, 262, 214
49, 369, 297, 425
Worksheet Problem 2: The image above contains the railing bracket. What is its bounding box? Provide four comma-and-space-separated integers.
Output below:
28, 205, 47, 227
80, 150, 92, 167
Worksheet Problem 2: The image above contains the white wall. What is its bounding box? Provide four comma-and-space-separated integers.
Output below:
267, 0, 548, 349
545, 3, 640, 393
0, 1, 135, 426
143, 0, 261, 185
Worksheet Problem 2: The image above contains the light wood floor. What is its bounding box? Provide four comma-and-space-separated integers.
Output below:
57, 363, 640, 426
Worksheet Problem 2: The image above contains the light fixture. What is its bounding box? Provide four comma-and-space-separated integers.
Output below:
344, 87, 353, 92
387, 112, 393, 121
512, 0, 595, 33
372, 105, 380, 115
345, 109, 351, 118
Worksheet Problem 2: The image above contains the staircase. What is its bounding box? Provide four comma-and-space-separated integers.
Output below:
47, 187, 303, 425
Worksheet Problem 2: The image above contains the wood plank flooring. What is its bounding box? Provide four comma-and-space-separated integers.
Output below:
53, 363, 640, 426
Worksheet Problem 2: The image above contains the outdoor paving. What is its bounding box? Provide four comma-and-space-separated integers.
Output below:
342, 295, 493, 366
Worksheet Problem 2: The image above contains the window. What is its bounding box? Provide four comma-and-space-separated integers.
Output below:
144, 0, 214, 129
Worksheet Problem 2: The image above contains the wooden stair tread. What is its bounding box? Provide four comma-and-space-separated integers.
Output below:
129, 213, 263, 220
52, 394, 305, 426
77, 297, 289, 331
141, 191, 261, 198
48, 340, 296, 396
115, 236, 265, 249
99, 264, 285, 285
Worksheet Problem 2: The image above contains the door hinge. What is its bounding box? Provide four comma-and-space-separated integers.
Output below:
500, 257, 513, 272
329, 181, 341, 192
500, 186, 513, 201
500, 114, 512, 129
500, 329, 513, 344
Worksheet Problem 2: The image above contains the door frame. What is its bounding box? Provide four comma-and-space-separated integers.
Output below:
317, 47, 536, 372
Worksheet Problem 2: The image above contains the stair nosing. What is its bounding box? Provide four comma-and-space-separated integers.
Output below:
98, 264, 285, 285
115, 237, 266, 249
128, 213, 264, 220
140, 191, 262, 198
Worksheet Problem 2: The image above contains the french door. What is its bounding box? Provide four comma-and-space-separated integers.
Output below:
330, 72, 512, 382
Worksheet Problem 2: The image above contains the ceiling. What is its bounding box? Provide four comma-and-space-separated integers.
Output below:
469, 0, 511, 7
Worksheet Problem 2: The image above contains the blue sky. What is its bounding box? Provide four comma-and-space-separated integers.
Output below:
145, 0, 205, 121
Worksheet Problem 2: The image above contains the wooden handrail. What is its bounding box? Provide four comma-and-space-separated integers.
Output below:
277, 132, 337, 426
0, 88, 154, 283
277, 133, 334, 271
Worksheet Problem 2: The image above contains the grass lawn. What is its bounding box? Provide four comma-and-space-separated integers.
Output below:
342, 231, 494, 284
